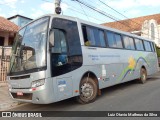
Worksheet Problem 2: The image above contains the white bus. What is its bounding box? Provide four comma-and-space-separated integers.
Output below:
7, 14, 159, 104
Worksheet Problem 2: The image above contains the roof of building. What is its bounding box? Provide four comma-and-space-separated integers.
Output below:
0, 16, 19, 33
7, 14, 33, 20
102, 13, 160, 32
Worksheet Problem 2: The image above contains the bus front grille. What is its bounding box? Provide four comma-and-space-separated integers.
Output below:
11, 93, 32, 100
10, 75, 30, 80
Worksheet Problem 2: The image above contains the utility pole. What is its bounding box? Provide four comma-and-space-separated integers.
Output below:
54, 0, 61, 14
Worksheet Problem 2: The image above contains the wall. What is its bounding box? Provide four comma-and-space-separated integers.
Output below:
0, 47, 11, 81
0, 31, 15, 82
141, 19, 160, 47
148, 19, 159, 46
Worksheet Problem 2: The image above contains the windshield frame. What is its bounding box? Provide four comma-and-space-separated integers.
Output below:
8, 16, 50, 76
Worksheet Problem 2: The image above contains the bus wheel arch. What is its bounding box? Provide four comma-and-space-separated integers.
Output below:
81, 72, 99, 86
139, 66, 147, 84
76, 71, 99, 104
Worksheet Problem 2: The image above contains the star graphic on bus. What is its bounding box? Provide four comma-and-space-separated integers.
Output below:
128, 56, 136, 69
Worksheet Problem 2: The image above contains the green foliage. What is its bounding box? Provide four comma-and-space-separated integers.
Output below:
156, 46, 160, 57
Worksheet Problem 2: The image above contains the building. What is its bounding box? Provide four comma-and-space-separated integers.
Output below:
0, 16, 19, 46
0, 16, 19, 82
102, 13, 160, 47
8, 14, 33, 27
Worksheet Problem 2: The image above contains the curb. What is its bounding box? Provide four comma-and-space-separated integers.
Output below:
0, 101, 23, 111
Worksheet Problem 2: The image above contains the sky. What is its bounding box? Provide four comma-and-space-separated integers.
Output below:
0, 0, 160, 24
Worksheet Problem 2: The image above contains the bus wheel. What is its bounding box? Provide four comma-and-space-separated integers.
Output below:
139, 68, 147, 84
77, 77, 98, 104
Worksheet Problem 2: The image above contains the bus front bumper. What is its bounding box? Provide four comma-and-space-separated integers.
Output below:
9, 85, 54, 104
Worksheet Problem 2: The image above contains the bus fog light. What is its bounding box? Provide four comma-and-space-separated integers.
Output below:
31, 79, 45, 88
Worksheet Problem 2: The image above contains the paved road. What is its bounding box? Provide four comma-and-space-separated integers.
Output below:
4, 72, 160, 120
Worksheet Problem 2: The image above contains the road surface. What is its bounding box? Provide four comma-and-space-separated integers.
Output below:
3, 72, 160, 120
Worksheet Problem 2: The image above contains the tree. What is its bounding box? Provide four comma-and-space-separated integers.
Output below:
156, 45, 160, 57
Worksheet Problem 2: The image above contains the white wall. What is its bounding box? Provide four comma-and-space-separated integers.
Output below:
141, 19, 160, 47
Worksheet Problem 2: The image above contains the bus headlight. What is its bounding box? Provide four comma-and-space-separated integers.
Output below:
31, 79, 45, 88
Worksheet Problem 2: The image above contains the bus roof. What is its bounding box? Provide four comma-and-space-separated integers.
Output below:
22, 14, 153, 42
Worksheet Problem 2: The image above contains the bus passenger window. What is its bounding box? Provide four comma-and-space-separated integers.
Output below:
82, 26, 90, 46
150, 42, 155, 52
83, 26, 106, 47
135, 39, 144, 51
144, 41, 152, 51
86, 27, 96, 46
123, 36, 135, 50
106, 31, 123, 48
106, 31, 116, 48
115, 34, 123, 48
129, 37, 135, 50
123, 36, 130, 49
98, 30, 106, 47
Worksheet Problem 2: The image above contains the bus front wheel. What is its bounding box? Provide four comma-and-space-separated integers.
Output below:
139, 68, 147, 84
77, 77, 98, 104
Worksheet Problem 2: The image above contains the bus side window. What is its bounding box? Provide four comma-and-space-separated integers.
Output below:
98, 30, 106, 47
82, 26, 88, 46
150, 42, 155, 52
106, 31, 116, 48
106, 31, 123, 48
129, 37, 135, 50
86, 27, 96, 46
123, 36, 130, 49
123, 36, 135, 50
52, 29, 67, 66
144, 41, 152, 52
135, 39, 144, 51
82, 25, 106, 47
152, 43, 156, 52
82, 26, 92, 46
115, 33, 123, 48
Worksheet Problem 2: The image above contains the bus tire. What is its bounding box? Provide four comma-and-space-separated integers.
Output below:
139, 68, 147, 84
77, 77, 98, 104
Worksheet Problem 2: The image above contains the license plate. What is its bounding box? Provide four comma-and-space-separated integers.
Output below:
17, 91, 23, 96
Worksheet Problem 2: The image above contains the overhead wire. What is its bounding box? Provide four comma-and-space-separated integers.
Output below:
41, 0, 160, 41
69, 0, 123, 22
72, 0, 134, 29
98, 0, 160, 38
63, 3, 106, 23
41, 0, 106, 23
78, 1, 90, 22
73, 0, 160, 41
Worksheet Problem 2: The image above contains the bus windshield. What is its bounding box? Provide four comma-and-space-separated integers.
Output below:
9, 17, 49, 74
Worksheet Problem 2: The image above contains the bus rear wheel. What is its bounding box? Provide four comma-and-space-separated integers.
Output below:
77, 77, 98, 104
139, 68, 147, 84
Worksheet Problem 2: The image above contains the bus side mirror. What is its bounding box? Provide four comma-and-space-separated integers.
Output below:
49, 29, 54, 47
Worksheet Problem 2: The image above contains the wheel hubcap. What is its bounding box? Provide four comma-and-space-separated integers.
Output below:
81, 83, 93, 99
